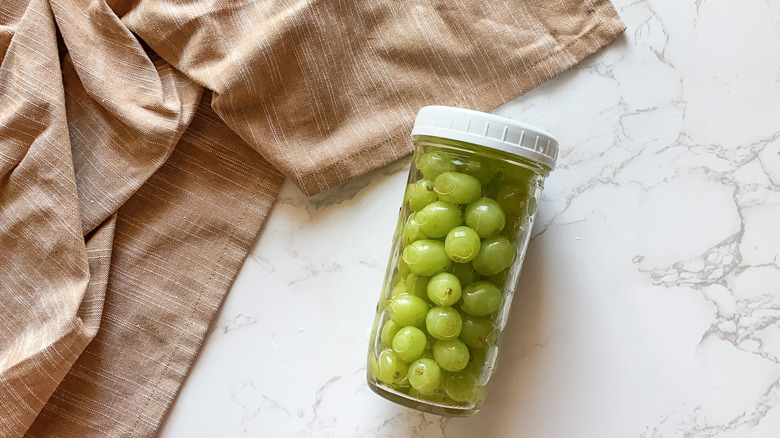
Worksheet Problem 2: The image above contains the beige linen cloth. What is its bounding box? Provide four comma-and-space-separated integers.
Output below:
0, 0, 624, 436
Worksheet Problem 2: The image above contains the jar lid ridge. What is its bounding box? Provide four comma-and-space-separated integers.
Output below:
410, 106, 559, 170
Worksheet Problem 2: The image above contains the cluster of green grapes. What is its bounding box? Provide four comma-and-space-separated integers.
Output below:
368, 146, 540, 408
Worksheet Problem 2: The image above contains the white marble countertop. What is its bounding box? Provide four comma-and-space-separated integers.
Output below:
158, 0, 780, 436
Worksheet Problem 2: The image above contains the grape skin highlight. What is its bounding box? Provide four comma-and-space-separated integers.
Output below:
426, 306, 463, 341
377, 349, 408, 385
403, 239, 452, 276
461, 281, 503, 317
432, 339, 470, 372
433, 172, 482, 204
426, 272, 462, 306
408, 358, 442, 393
392, 326, 428, 363
405, 179, 438, 212
444, 226, 481, 263
471, 236, 516, 276
414, 201, 462, 238
465, 197, 506, 238
387, 294, 429, 327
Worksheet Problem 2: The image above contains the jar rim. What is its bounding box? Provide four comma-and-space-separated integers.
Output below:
410, 106, 559, 170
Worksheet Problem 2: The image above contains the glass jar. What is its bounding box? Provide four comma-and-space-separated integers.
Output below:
366, 106, 558, 417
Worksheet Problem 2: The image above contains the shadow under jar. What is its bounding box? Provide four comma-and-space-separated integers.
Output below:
366, 106, 559, 417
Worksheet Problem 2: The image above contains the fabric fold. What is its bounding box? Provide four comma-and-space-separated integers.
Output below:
26, 91, 285, 438
51, 0, 203, 233
121, 0, 625, 196
0, 0, 96, 436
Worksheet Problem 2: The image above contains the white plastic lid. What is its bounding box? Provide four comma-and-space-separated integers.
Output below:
410, 106, 559, 170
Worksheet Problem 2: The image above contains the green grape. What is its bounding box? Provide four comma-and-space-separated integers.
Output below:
408, 387, 448, 403
403, 213, 427, 246
387, 294, 429, 327
367, 351, 380, 380
408, 358, 442, 393
487, 271, 508, 289
465, 347, 487, 373
397, 258, 411, 278
465, 197, 506, 238
459, 314, 494, 349
432, 339, 470, 372
417, 151, 457, 180
444, 226, 481, 263
424, 332, 435, 351
381, 319, 402, 346
442, 371, 479, 403
502, 214, 529, 240
405, 180, 438, 212
497, 162, 537, 183
377, 349, 409, 385
402, 240, 452, 276
414, 201, 462, 238
406, 274, 431, 300
495, 182, 533, 218
433, 172, 482, 205
458, 158, 496, 185
426, 272, 462, 306
426, 307, 463, 341
392, 326, 428, 363
471, 236, 516, 276
450, 262, 480, 286
482, 171, 504, 199
461, 281, 502, 316
390, 279, 408, 297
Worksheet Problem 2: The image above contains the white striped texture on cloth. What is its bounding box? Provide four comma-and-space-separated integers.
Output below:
0, 0, 624, 436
